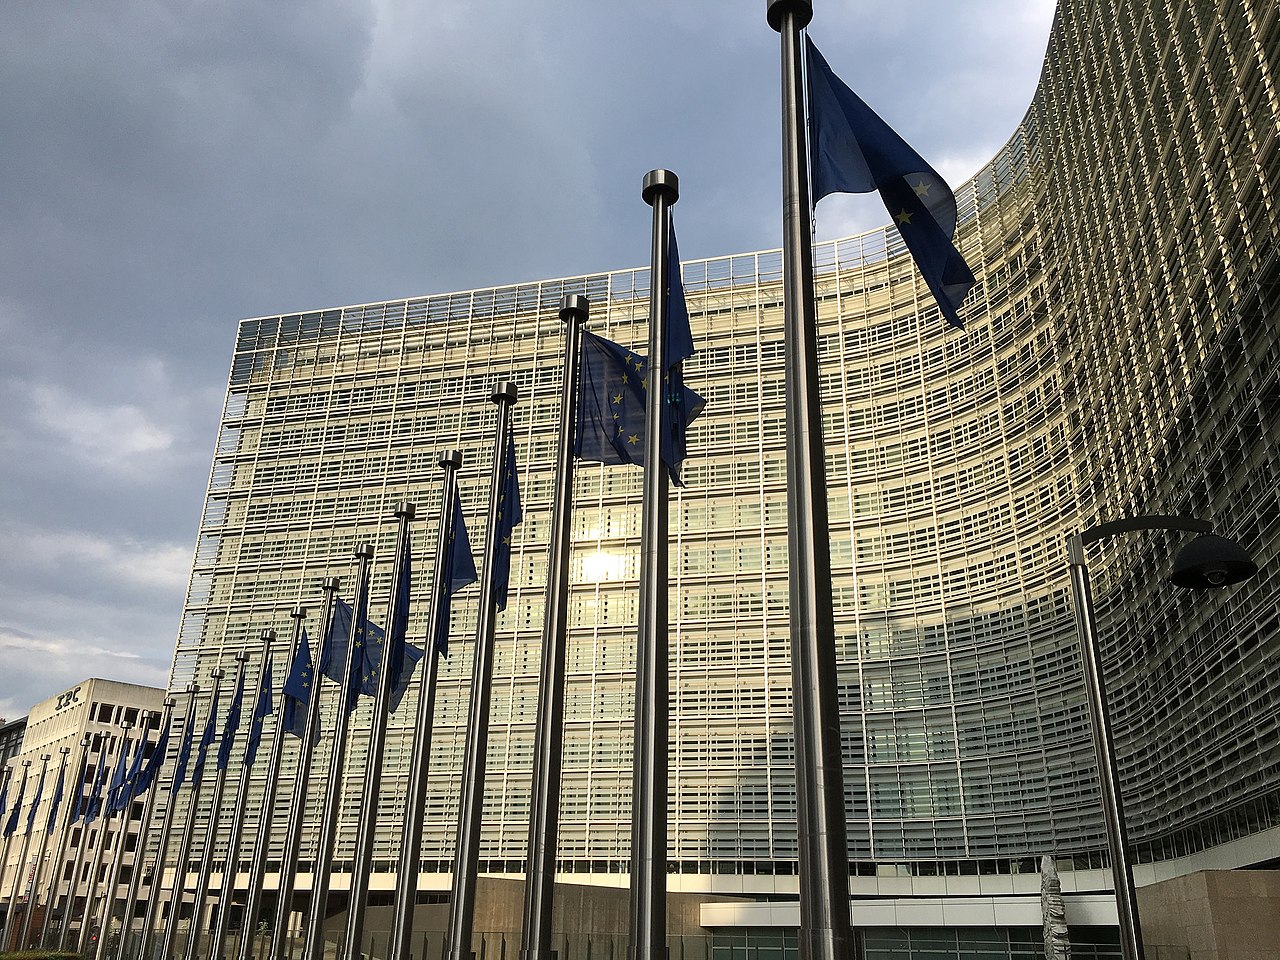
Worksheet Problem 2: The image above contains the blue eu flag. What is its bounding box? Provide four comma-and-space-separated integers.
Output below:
111, 735, 146, 814
492, 432, 523, 611
25, 766, 45, 836
191, 685, 221, 784
806, 36, 975, 328
0, 773, 9, 833
46, 760, 66, 834
217, 667, 246, 771
575, 226, 704, 484
282, 629, 314, 739
4, 772, 24, 837
321, 597, 393, 713
435, 491, 478, 658
68, 751, 88, 824
105, 739, 131, 816
244, 655, 273, 767
132, 717, 170, 797
83, 753, 109, 825
172, 709, 197, 791
380, 541, 425, 713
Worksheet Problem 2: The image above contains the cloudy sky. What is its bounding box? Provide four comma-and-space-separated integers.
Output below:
0, 0, 1056, 718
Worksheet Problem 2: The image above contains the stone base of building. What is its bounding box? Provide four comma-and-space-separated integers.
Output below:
1137, 870, 1280, 960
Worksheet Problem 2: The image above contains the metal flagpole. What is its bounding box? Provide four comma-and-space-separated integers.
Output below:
186, 653, 249, 960
519, 293, 588, 960
303, 544, 376, 960
238, 608, 307, 960
271, 582, 340, 960
138, 683, 200, 960
16, 753, 53, 951
113, 697, 176, 960
344, 504, 415, 960
24, 746, 69, 949
80, 723, 133, 957
53, 738, 92, 952
0, 765, 15, 929
211, 635, 275, 960
160, 670, 226, 960
629, 170, 677, 960
389, 452, 462, 960
766, 4, 858, 960
95, 714, 157, 960
445, 382, 518, 960
3, 755, 46, 951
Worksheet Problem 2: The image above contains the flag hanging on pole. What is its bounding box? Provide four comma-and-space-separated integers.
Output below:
435, 490, 478, 658
804, 36, 975, 328
575, 330, 704, 484
46, 759, 66, 833
217, 663, 246, 771
376, 537, 425, 713
244, 654, 274, 767
492, 431, 523, 611
172, 708, 197, 792
132, 716, 170, 797
83, 753, 109, 825
111, 734, 147, 815
282, 628, 315, 739
191, 685, 221, 784
2, 773, 23, 837
24, 766, 45, 836
0, 774, 8, 831
106, 734, 131, 815
68, 750, 89, 825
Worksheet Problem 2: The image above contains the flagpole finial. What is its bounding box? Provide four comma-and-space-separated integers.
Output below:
59, 746, 70, 755
40, 754, 50, 762
440, 449, 463, 469
119, 720, 133, 731
396, 501, 417, 520
642, 168, 679, 206
211, 668, 226, 680
292, 604, 308, 619
323, 576, 341, 594
355, 542, 375, 560
766, 0, 812, 31
235, 650, 250, 663
184, 682, 199, 694
261, 628, 277, 641
492, 380, 519, 405
164, 698, 176, 708
559, 294, 590, 324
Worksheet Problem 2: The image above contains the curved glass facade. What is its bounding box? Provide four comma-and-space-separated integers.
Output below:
162, 0, 1279, 894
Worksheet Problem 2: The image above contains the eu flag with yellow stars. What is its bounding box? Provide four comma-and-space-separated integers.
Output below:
191, 684, 221, 783
244, 656, 273, 766
320, 597, 381, 713
381, 540, 425, 712
132, 715, 170, 796
806, 36, 975, 329
575, 222, 704, 484
216, 663, 245, 771
492, 431, 523, 611
282, 628, 314, 739
436, 490, 478, 657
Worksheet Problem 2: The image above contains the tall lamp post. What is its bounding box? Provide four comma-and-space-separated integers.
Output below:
1066, 515, 1257, 960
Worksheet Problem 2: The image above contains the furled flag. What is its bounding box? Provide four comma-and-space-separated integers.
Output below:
172, 708, 197, 792
25, 764, 46, 835
805, 36, 976, 328
3, 770, 24, 837
105, 735, 132, 817
83, 751, 109, 825
575, 228, 705, 485
191, 685, 221, 785
381, 541, 425, 713
217, 666, 246, 771
46, 759, 66, 833
282, 629, 314, 739
111, 733, 147, 815
68, 750, 89, 825
492, 431, 523, 611
132, 716, 170, 797
0, 772, 9, 832
244, 655, 273, 767
435, 489, 478, 658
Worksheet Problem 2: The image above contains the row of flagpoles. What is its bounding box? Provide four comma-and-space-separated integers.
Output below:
0, 8, 974, 960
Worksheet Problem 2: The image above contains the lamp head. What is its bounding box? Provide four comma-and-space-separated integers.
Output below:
1169, 533, 1258, 590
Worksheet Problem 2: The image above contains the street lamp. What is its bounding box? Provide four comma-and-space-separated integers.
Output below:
1066, 514, 1258, 960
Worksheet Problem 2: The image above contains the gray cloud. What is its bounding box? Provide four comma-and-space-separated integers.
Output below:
0, 0, 1054, 714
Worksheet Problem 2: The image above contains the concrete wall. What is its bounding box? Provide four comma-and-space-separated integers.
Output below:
1138, 870, 1280, 960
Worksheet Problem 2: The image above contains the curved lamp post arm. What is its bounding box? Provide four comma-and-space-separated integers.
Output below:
1071, 515, 1213, 559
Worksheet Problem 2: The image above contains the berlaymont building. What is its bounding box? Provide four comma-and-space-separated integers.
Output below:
157, 0, 1279, 957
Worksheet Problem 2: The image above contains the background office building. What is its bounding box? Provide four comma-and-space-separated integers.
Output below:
0, 679, 166, 948
159, 0, 1279, 956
